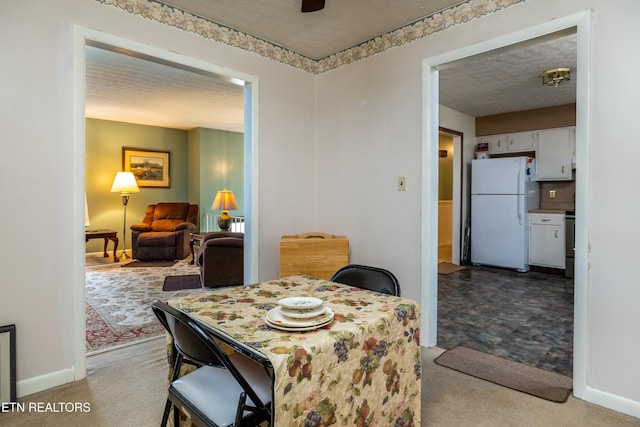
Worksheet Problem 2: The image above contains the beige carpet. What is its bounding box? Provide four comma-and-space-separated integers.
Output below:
1, 336, 169, 426
422, 347, 640, 426
438, 262, 466, 275
435, 346, 573, 403
52, 255, 635, 426
5, 343, 640, 427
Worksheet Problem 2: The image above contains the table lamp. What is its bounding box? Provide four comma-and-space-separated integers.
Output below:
110, 171, 140, 260
212, 189, 238, 231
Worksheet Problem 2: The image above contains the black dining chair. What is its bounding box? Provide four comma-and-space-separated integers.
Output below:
329, 264, 401, 296
151, 301, 272, 427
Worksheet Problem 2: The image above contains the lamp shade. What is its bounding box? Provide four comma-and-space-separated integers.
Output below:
211, 189, 238, 211
110, 172, 140, 194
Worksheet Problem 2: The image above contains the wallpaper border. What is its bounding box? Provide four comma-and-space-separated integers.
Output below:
95, 0, 525, 74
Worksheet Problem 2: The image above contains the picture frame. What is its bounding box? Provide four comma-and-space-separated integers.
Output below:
122, 147, 170, 188
0, 324, 16, 403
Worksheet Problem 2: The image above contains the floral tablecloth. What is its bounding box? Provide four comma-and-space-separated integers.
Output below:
167, 275, 421, 427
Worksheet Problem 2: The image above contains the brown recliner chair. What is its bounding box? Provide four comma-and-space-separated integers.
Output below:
130, 203, 198, 261
197, 232, 244, 288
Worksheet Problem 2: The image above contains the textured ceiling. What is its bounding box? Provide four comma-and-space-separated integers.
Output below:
439, 31, 577, 117
85, 45, 245, 132
85, 0, 577, 131
157, 0, 467, 60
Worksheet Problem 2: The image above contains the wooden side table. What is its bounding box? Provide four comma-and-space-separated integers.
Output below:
86, 229, 119, 262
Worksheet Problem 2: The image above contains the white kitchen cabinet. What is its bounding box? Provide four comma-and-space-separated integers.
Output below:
507, 131, 538, 152
535, 127, 575, 181
479, 131, 537, 155
529, 213, 565, 269
480, 134, 507, 154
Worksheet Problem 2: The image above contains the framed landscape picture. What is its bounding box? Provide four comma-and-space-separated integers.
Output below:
122, 147, 170, 188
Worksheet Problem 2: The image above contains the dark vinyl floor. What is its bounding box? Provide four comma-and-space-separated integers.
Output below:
437, 265, 574, 377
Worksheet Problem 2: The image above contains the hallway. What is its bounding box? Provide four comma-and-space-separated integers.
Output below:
437, 265, 574, 377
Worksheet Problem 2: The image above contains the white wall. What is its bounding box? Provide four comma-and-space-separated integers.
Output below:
584, 0, 640, 407
316, 0, 640, 417
314, 46, 424, 303
0, 0, 315, 396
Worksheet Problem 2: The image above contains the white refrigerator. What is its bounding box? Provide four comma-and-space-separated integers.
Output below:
471, 157, 539, 272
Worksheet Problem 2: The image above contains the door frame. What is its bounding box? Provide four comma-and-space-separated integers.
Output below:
421, 11, 591, 399
439, 127, 464, 264
73, 26, 260, 379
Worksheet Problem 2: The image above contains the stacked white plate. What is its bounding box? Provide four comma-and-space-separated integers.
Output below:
265, 296, 334, 331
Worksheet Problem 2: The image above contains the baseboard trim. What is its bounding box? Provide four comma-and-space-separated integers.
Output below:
17, 367, 75, 398
584, 385, 640, 419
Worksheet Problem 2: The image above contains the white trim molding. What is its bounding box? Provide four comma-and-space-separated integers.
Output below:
17, 368, 75, 399
73, 24, 261, 392
422, 7, 598, 416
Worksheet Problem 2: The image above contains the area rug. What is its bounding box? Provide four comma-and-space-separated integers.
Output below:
435, 346, 573, 403
121, 260, 177, 267
162, 274, 202, 291
85, 259, 205, 353
438, 262, 466, 275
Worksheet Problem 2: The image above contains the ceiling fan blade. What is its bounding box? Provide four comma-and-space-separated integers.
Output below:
301, 0, 325, 13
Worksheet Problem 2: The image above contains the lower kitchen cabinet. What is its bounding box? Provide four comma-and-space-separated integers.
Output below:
529, 213, 566, 269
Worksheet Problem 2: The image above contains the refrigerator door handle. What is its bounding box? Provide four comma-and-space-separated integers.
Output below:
517, 170, 522, 225
517, 195, 522, 225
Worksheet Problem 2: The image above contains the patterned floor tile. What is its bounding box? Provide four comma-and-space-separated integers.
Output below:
437, 265, 574, 377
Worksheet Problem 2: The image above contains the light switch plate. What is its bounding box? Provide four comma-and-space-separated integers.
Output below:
398, 176, 406, 191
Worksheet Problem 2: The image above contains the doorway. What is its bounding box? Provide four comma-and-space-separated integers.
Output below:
437, 128, 464, 265
74, 27, 260, 379
421, 12, 590, 397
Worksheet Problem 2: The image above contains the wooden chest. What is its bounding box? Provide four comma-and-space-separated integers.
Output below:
279, 232, 349, 280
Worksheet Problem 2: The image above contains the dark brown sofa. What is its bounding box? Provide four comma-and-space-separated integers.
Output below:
130, 203, 198, 261
197, 232, 243, 287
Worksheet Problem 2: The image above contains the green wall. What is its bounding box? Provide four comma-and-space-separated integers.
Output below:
187, 128, 202, 212
85, 118, 243, 254
191, 128, 244, 232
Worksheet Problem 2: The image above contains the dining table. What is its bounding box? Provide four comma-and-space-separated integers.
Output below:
167, 274, 421, 427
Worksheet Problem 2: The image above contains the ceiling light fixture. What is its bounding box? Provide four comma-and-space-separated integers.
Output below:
541, 67, 571, 87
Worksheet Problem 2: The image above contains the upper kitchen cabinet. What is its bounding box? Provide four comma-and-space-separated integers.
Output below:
508, 131, 538, 152
479, 131, 537, 154
478, 134, 507, 153
535, 127, 575, 181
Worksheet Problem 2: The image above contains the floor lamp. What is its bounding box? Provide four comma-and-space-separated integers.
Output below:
110, 172, 139, 260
